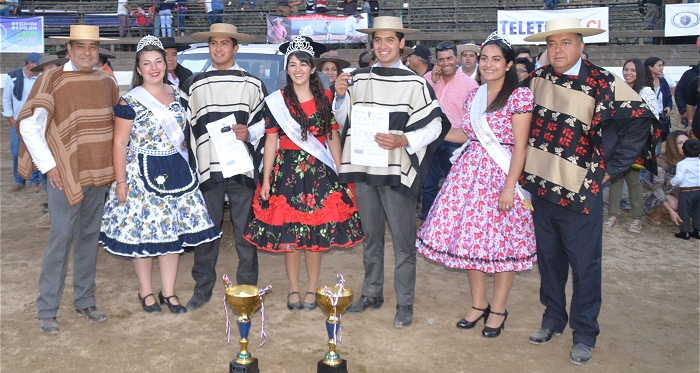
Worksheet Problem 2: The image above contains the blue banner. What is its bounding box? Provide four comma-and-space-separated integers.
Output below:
0, 16, 44, 53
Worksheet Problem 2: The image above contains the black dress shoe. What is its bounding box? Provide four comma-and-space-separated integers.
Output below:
346, 295, 384, 313
159, 291, 187, 314
675, 231, 691, 240
482, 310, 507, 338
287, 292, 302, 311
138, 293, 162, 313
393, 305, 413, 328
691, 229, 700, 239
186, 292, 212, 311
456, 303, 490, 329
529, 327, 560, 344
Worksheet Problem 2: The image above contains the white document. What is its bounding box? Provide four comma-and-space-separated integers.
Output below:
205, 114, 255, 178
350, 105, 390, 167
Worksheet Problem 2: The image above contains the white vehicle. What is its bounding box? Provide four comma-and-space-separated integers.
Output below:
178, 43, 285, 93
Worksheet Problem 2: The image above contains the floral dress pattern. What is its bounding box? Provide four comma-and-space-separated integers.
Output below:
416, 87, 537, 273
100, 88, 221, 258
640, 154, 678, 215
244, 90, 364, 252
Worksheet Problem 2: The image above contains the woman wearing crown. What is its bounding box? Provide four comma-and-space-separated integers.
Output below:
416, 33, 537, 338
243, 36, 364, 311
99, 36, 221, 314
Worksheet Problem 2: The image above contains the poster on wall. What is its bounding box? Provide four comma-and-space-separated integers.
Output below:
497, 7, 609, 45
0, 16, 44, 53
665, 3, 700, 37
267, 13, 368, 44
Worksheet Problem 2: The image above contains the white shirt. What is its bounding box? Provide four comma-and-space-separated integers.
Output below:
458, 63, 478, 80
2, 68, 38, 119
332, 60, 443, 155
117, 0, 129, 15
205, 62, 265, 144
563, 58, 582, 75
670, 157, 700, 188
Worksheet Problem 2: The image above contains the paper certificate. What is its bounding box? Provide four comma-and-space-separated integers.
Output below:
205, 114, 255, 178
350, 105, 390, 167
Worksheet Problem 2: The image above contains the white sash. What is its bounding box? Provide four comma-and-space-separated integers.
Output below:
265, 90, 337, 174
129, 86, 189, 164
470, 85, 532, 210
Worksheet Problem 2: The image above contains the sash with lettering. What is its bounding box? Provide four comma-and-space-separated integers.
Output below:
129, 85, 189, 163
470, 85, 532, 210
265, 90, 337, 174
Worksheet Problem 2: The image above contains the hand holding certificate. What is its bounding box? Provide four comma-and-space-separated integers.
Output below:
350, 105, 390, 168
206, 114, 255, 178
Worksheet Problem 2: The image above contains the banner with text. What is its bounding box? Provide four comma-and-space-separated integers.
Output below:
267, 14, 368, 44
0, 16, 44, 53
665, 3, 700, 37
497, 7, 609, 45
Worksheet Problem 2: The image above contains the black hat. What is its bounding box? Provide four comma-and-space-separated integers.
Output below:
160, 37, 189, 51
408, 45, 431, 61
279, 36, 326, 58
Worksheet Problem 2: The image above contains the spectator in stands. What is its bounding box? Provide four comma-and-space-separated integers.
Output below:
277, 0, 301, 15
358, 50, 370, 68
646, 57, 672, 141
457, 43, 479, 80
643, 0, 663, 30
305, 0, 315, 13
160, 36, 192, 89
419, 41, 478, 221
150, 1, 160, 37
343, 0, 357, 15
514, 57, 534, 83
125, 4, 148, 37
0, 0, 17, 16
201, 0, 224, 24
158, 0, 175, 37
238, 0, 256, 10
675, 48, 699, 136
543, 0, 559, 10
177, 0, 188, 36
315, 0, 327, 13
96, 49, 117, 79
514, 46, 532, 62
642, 130, 687, 225
3, 52, 43, 192
406, 45, 432, 77
117, 0, 131, 38
367, 0, 379, 28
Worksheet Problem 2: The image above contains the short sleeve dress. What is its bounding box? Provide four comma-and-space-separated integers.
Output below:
99, 87, 221, 257
243, 90, 364, 252
416, 87, 537, 273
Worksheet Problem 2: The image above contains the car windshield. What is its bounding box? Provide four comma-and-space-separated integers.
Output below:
179, 52, 284, 94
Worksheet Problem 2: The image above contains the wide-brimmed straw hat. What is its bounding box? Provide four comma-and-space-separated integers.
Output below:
315, 55, 351, 70
50, 25, 116, 41
456, 43, 479, 56
191, 23, 256, 44
30, 55, 69, 72
523, 17, 605, 42
356, 16, 420, 35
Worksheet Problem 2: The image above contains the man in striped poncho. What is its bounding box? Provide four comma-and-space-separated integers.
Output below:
333, 16, 449, 328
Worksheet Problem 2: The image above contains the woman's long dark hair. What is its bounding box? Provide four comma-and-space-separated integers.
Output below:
481, 39, 519, 113
644, 56, 663, 78
624, 58, 652, 93
131, 45, 169, 89
283, 51, 333, 140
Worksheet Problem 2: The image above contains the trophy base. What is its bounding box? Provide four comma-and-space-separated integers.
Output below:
317, 359, 347, 373
230, 358, 259, 373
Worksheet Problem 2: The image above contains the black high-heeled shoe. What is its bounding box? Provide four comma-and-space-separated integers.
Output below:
287, 292, 302, 311
138, 293, 162, 314
482, 310, 508, 338
456, 304, 491, 329
301, 292, 318, 311
159, 291, 187, 314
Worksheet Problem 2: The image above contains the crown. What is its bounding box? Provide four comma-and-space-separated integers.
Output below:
286, 36, 314, 56
482, 31, 512, 48
136, 35, 164, 53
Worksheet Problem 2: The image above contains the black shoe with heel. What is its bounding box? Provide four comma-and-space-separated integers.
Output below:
456, 304, 491, 329
138, 293, 162, 313
287, 292, 302, 311
482, 310, 508, 338
301, 292, 318, 311
159, 291, 187, 314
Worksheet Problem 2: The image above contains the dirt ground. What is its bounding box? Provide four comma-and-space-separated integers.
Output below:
1, 117, 698, 373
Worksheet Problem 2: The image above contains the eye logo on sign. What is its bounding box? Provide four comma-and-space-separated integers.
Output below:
671, 12, 700, 28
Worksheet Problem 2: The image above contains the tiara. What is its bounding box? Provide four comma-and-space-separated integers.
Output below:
136, 35, 164, 53
285, 36, 314, 56
482, 31, 512, 48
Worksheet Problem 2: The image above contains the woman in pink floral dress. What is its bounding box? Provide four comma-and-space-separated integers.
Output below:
416, 34, 536, 338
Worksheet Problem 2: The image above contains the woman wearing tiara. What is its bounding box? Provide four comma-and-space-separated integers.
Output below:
244, 36, 364, 311
416, 33, 536, 338
100, 36, 221, 314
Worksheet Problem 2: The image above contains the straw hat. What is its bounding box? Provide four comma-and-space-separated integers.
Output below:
356, 16, 420, 35
457, 43, 479, 56
30, 55, 69, 73
50, 25, 116, 41
191, 23, 256, 44
315, 55, 351, 70
523, 17, 605, 42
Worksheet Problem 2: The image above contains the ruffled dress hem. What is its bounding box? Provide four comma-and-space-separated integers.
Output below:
99, 228, 221, 258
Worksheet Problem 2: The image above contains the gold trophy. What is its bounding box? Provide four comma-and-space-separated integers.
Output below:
223, 275, 271, 373
316, 275, 353, 373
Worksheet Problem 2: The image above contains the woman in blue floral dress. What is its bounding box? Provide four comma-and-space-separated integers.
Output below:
100, 37, 220, 314
244, 39, 363, 311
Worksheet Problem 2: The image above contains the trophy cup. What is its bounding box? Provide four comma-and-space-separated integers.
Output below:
316, 275, 353, 373
223, 275, 271, 373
